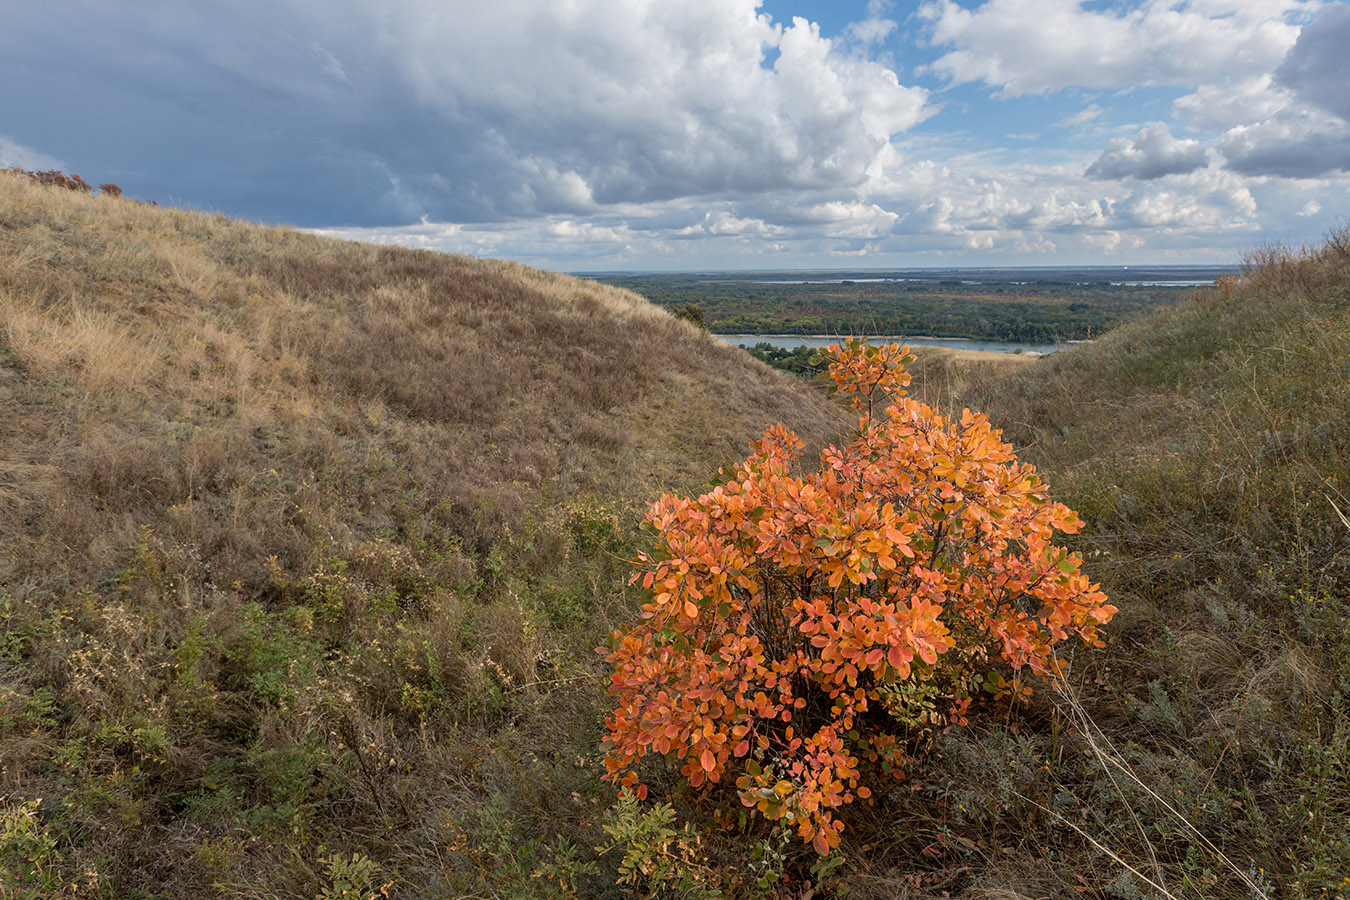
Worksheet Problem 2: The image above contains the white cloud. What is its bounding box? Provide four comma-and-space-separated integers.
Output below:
845, 0, 899, 45
1171, 76, 1290, 132
1158, 5, 1350, 180
1115, 169, 1257, 229
919, 0, 1307, 96
0, 137, 61, 171
372, 1, 931, 217
841, 148, 1257, 249
1218, 111, 1350, 177
1086, 124, 1209, 180
1062, 103, 1104, 128
313, 158, 1273, 267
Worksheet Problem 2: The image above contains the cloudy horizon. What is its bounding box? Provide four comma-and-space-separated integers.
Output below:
3, 0, 1346, 270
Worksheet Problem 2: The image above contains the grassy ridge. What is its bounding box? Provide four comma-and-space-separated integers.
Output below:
906, 237, 1350, 898
0, 172, 844, 897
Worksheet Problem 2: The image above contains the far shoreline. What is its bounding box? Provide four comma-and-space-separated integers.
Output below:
714, 333, 1087, 356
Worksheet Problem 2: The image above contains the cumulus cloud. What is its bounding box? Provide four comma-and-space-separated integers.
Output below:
314, 155, 1278, 268
1218, 112, 1350, 177
391, 4, 930, 212
1171, 76, 1290, 132
832, 151, 1256, 251
1159, 5, 1350, 180
845, 0, 899, 45
1114, 169, 1257, 229
1086, 124, 1209, 180
919, 0, 1305, 96
0, 0, 930, 227
1275, 2, 1350, 122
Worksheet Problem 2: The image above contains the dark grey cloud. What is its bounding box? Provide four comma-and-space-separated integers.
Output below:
0, 0, 928, 227
1219, 116, 1350, 178
1085, 125, 1208, 181
0, 1, 430, 224
1275, 2, 1350, 122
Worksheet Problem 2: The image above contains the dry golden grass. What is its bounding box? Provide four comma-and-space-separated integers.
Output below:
0, 171, 842, 589
0, 171, 848, 897
904, 345, 1035, 410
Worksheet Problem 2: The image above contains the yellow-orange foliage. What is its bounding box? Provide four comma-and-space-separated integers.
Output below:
602, 340, 1115, 854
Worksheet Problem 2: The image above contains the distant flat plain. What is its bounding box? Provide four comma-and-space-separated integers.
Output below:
586, 265, 1236, 351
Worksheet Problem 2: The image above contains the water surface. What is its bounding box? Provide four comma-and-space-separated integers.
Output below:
717, 334, 1069, 355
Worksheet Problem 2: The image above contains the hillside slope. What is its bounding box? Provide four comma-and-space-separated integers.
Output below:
0, 173, 841, 590
7, 167, 1346, 898
913, 235, 1350, 898
0, 173, 845, 896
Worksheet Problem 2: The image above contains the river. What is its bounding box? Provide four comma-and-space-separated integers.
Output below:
715, 334, 1071, 356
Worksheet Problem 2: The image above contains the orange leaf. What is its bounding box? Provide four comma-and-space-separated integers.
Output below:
699, 747, 715, 773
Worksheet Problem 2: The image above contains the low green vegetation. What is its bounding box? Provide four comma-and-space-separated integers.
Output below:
737, 342, 824, 377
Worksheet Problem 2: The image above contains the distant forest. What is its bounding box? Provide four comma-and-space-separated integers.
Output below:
589, 267, 1235, 342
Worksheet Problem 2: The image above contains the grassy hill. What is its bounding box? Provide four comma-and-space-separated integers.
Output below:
0, 172, 845, 897
919, 237, 1350, 898
3, 166, 1347, 899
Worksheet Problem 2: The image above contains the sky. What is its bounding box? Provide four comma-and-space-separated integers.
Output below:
2, 0, 1347, 270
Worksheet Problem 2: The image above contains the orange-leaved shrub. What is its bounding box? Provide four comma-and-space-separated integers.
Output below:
601, 339, 1115, 854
